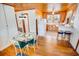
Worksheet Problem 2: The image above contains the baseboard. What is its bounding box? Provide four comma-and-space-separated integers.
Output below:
0, 42, 12, 51
69, 42, 79, 55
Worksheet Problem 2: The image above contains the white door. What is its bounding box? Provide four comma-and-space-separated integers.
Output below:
24, 17, 29, 33
0, 4, 9, 51
3, 4, 17, 38
76, 44, 79, 54
38, 19, 46, 36
28, 10, 36, 35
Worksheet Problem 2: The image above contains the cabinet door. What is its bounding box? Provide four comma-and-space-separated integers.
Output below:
3, 4, 17, 38
0, 4, 9, 51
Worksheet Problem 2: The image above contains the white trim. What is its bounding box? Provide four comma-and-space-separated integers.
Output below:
0, 42, 12, 51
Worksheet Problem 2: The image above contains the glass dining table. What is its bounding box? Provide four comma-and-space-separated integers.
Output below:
11, 32, 36, 56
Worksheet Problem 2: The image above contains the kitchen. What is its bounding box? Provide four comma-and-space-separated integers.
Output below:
0, 3, 79, 56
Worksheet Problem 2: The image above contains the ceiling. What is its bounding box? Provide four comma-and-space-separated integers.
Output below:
3, 3, 77, 23
4, 3, 77, 12
4, 3, 47, 12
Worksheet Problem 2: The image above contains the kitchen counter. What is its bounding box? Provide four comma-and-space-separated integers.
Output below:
58, 24, 73, 32
46, 23, 73, 33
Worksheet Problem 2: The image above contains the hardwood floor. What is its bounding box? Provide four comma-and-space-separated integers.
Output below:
0, 45, 16, 56
35, 36, 78, 56
0, 33, 78, 56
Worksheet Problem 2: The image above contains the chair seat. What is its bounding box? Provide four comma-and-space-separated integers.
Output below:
18, 41, 28, 48
58, 32, 65, 34
18, 39, 36, 48
65, 32, 72, 35
28, 39, 36, 45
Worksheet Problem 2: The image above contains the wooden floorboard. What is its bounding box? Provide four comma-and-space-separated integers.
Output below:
0, 35, 78, 56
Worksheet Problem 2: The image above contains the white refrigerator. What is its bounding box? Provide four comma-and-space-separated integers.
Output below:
0, 4, 17, 51
38, 19, 47, 36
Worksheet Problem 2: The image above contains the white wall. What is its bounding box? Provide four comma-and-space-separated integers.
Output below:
3, 4, 17, 38
16, 10, 28, 20
70, 4, 79, 53
16, 10, 29, 33
0, 4, 17, 51
48, 3, 61, 11
16, 10, 37, 35
28, 9, 36, 35
0, 4, 10, 51
77, 44, 79, 54
38, 18, 46, 36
